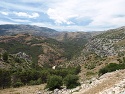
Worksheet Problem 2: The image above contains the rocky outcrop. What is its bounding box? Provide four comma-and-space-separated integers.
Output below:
73, 69, 125, 94
84, 27, 125, 57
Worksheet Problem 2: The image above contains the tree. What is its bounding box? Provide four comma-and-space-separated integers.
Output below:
75, 65, 81, 74
2, 52, 8, 61
64, 74, 80, 89
19, 70, 32, 84
40, 70, 49, 83
0, 69, 11, 89
46, 75, 62, 90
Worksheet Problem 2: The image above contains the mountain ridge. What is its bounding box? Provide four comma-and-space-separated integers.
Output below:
0, 24, 57, 37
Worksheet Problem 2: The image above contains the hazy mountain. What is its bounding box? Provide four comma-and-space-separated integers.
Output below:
0, 24, 95, 41
0, 24, 57, 37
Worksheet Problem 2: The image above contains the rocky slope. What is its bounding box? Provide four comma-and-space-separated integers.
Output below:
0, 49, 32, 70
84, 26, 125, 57
73, 69, 125, 94
68, 26, 125, 81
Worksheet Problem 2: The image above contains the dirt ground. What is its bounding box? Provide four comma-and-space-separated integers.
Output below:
0, 84, 45, 94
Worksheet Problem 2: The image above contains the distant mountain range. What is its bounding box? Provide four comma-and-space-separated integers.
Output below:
0, 24, 101, 40
0, 24, 57, 37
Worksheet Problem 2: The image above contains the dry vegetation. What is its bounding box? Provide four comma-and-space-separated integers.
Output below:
73, 69, 125, 94
0, 84, 45, 94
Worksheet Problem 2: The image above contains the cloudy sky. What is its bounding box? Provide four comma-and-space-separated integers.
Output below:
0, 0, 125, 31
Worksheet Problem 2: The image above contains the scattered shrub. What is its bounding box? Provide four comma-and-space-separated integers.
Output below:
46, 75, 63, 90
0, 69, 11, 89
2, 52, 8, 61
12, 81, 23, 88
86, 71, 95, 76
29, 78, 42, 85
99, 63, 125, 76
64, 74, 80, 89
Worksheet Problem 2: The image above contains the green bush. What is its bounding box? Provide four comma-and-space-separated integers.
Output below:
2, 52, 8, 61
29, 80, 37, 85
29, 78, 42, 85
0, 66, 80, 88
64, 74, 80, 89
15, 57, 22, 63
46, 75, 63, 90
99, 63, 125, 75
0, 69, 11, 89
0, 54, 1, 59
12, 81, 23, 88
75, 65, 81, 74
40, 70, 50, 83
86, 71, 95, 76
36, 78, 42, 85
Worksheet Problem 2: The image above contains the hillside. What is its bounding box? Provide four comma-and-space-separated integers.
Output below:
0, 34, 65, 68
1, 69, 125, 94
0, 33, 90, 68
73, 69, 125, 94
52, 32, 91, 41
0, 24, 92, 61
1, 25, 125, 93
0, 49, 33, 70
85, 26, 125, 57
68, 26, 125, 81
0, 24, 57, 37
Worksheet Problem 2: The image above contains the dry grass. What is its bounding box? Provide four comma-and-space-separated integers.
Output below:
73, 69, 125, 94
0, 84, 46, 94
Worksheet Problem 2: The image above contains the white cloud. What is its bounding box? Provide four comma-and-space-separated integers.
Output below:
9, 18, 31, 23
0, 1, 45, 13
0, 12, 9, 15
46, 0, 125, 30
21, 0, 43, 3
47, 8, 76, 24
0, 20, 16, 25
0, 0, 125, 31
47, 0, 79, 25
31, 13, 39, 18
13, 12, 39, 18
31, 22, 89, 31
88, 0, 125, 26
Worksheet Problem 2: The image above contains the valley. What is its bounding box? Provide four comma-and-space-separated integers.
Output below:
0, 25, 125, 94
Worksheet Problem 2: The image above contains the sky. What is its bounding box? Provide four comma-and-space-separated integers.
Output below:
0, 0, 125, 31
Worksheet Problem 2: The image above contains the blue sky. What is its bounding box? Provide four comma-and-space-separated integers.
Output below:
0, 0, 125, 31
